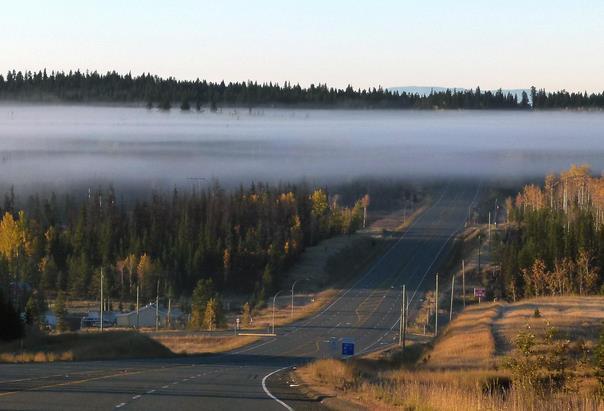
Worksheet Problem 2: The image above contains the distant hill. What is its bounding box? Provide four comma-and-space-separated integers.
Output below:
388, 86, 530, 101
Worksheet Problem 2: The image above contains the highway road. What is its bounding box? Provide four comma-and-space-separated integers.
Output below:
0, 184, 478, 411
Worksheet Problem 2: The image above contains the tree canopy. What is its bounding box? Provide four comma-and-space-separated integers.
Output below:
0, 69, 555, 110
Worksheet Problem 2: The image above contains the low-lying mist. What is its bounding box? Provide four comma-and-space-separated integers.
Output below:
1, 104, 603, 195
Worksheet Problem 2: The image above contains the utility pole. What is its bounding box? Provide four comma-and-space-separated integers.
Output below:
168, 298, 172, 329
488, 212, 491, 243
478, 234, 481, 275
100, 268, 104, 332
435, 273, 439, 336
136, 285, 140, 329
155, 280, 160, 331
402, 285, 407, 350
399, 285, 405, 346
462, 260, 466, 308
450, 274, 455, 322
272, 290, 284, 335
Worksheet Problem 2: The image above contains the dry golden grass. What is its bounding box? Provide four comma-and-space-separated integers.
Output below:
0, 351, 74, 363
425, 303, 501, 369
0, 331, 172, 363
298, 358, 603, 411
494, 296, 604, 353
149, 333, 260, 354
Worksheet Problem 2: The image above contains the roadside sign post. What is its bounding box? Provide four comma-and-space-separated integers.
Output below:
474, 287, 486, 304
235, 317, 240, 335
330, 337, 337, 355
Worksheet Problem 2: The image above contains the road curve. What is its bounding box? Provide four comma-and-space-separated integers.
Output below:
0, 183, 478, 411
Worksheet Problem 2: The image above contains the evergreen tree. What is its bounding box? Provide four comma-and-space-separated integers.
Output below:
54, 291, 68, 332
190, 278, 215, 328
203, 297, 223, 331
158, 98, 171, 111
241, 302, 251, 326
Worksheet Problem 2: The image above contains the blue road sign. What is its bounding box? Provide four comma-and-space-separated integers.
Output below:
342, 341, 354, 356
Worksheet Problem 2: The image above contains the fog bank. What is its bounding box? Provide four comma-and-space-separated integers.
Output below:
0, 104, 602, 194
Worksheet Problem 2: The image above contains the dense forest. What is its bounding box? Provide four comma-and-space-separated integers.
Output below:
497, 165, 604, 300
3, 69, 603, 110
0, 181, 419, 317
0, 69, 529, 109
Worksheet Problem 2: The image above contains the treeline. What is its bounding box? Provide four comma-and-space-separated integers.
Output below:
497, 165, 604, 300
0, 182, 381, 315
531, 86, 604, 109
0, 69, 531, 109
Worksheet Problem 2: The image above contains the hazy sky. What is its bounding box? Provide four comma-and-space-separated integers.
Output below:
2, 1, 603, 91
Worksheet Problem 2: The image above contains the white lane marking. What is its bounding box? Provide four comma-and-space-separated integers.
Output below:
147, 389, 156, 394
172, 381, 178, 385
132, 395, 141, 400
115, 403, 126, 408
261, 366, 294, 411
162, 385, 169, 389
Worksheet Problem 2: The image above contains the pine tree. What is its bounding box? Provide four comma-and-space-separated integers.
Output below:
203, 297, 220, 331
190, 278, 214, 328
25, 294, 41, 328
54, 291, 68, 332
242, 302, 251, 326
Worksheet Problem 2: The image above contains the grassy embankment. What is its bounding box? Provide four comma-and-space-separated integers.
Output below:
0, 204, 426, 361
0, 331, 172, 363
296, 296, 604, 411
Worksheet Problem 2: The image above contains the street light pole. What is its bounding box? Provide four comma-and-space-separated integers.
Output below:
100, 267, 104, 332
291, 280, 299, 319
272, 290, 284, 335
136, 285, 140, 329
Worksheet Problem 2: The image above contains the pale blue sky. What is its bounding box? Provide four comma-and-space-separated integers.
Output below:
2, 1, 603, 91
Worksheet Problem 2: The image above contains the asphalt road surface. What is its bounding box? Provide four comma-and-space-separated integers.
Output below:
0, 183, 478, 411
